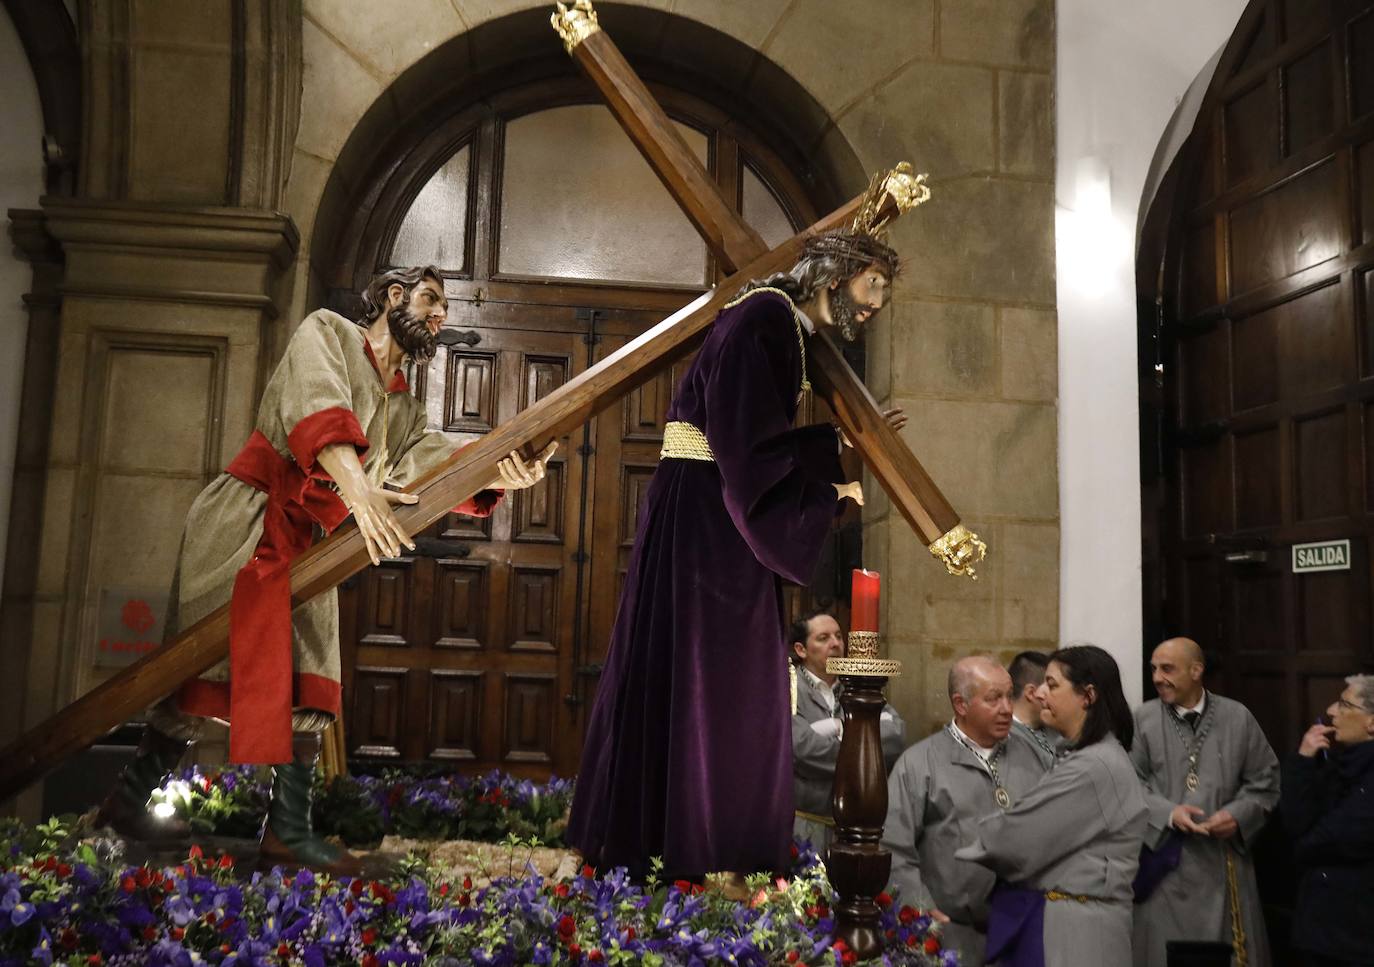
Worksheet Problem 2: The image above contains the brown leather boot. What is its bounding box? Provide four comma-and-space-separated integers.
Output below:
257, 731, 365, 877
93, 726, 193, 845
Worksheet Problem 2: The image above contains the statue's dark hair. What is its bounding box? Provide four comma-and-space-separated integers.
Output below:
739, 231, 899, 305
1049, 644, 1135, 752
357, 265, 444, 324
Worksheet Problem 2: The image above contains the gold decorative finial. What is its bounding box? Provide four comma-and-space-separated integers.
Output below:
850, 162, 931, 237
551, 0, 600, 53
928, 523, 987, 579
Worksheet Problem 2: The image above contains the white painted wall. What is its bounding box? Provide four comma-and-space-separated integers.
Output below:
1056, 0, 1248, 701
0, 7, 44, 596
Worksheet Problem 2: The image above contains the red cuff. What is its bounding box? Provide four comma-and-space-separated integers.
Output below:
177, 673, 342, 724
287, 407, 368, 476
454, 489, 503, 517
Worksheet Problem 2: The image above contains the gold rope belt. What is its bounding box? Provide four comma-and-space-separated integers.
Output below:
661, 421, 715, 462
1044, 890, 1115, 903
794, 809, 835, 828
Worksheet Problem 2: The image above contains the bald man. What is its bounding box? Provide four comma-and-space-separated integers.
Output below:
882, 656, 1049, 966
1130, 637, 1279, 967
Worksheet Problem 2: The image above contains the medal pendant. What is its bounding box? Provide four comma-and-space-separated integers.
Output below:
1186, 771, 1200, 791
995, 786, 1011, 810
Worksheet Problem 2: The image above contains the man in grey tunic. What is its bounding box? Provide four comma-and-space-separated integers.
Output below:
1008, 650, 1059, 767
882, 655, 1048, 966
790, 609, 905, 853
1131, 637, 1279, 967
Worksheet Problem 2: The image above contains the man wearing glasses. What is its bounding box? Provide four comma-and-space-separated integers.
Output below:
1283, 675, 1374, 966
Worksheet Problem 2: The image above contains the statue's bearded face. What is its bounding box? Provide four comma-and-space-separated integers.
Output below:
828, 264, 890, 342
387, 279, 446, 362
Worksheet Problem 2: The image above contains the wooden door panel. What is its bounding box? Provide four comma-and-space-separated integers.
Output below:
502, 672, 555, 764
512, 464, 566, 544
507, 565, 560, 653
1182, 439, 1232, 537
444, 350, 499, 432
1225, 80, 1278, 187
1294, 408, 1349, 519
1351, 11, 1374, 119
428, 669, 483, 761
1229, 161, 1342, 295
431, 559, 488, 650
1284, 41, 1337, 155
1234, 426, 1282, 529
359, 561, 416, 648
350, 666, 408, 758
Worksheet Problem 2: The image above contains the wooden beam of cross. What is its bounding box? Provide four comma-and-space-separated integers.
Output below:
0, 170, 923, 804
550, 0, 986, 566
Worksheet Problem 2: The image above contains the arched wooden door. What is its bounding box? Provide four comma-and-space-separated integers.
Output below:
1142, 0, 1374, 754
329, 81, 854, 778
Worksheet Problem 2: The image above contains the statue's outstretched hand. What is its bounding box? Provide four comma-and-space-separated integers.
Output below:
316, 442, 417, 566
492, 441, 559, 491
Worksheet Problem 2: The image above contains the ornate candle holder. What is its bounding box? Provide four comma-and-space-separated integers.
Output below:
826, 634, 901, 960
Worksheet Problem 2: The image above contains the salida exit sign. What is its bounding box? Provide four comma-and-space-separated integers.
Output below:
1292, 539, 1351, 573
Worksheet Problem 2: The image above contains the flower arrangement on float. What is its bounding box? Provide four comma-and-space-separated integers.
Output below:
0, 773, 954, 966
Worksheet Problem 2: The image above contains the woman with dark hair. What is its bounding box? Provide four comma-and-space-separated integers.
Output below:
954, 644, 1149, 966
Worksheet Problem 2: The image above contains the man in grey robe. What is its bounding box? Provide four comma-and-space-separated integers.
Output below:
882, 655, 1048, 966
1130, 637, 1279, 967
790, 609, 904, 853
1008, 649, 1059, 767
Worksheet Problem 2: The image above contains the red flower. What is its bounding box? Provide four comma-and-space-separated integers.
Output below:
362, 927, 378, 946
898, 905, 917, 925
875, 891, 892, 908
204, 911, 218, 926
188, 844, 204, 861
625, 927, 635, 940
581, 864, 595, 878
349, 879, 365, 897
924, 936, 941, 954
218, 854, 234, 869
142, 925, 157, 941
842, 951, 857, 966
557, 914, 577, 941
790, 843, 800, 859
906, 935, 919, 947
134, 868, 152, 887
786, 952, 800, 963
588, 950, 603, 963
86, 955, 103, 966
55, 863, 71, 879
438, 883, 450, 897
554, 883, 571, 898
170, 927, 185, 941
277, 943, 290, 957
673, 879, 692, 893
568, 943, 582, 958
459, 893, 471, 907
362, 955, 379, 967
463, 875, 473, 891
59, 927, 77, 950
120, 875, 136, 894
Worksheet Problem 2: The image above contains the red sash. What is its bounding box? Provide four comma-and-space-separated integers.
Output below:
213, 419, 358, 763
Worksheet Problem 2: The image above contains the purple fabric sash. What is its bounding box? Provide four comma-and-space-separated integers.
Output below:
986, 883, 1046, 967
1132, 833, 1185, 902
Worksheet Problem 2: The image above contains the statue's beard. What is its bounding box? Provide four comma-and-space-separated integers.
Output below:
388, 302, 438, 363
828, 285, 866, 343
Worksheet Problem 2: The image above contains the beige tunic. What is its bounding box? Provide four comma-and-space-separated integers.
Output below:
170, 310, 493, 723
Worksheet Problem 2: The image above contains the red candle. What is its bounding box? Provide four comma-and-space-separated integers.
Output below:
851, 569, 881, 633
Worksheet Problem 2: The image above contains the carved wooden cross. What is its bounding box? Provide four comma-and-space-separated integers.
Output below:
0, 10, 981, 805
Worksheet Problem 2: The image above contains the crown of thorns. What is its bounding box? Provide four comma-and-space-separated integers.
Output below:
802, 230, 900, 278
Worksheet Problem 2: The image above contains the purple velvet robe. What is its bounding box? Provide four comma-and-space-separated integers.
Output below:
567, 289, 845, 878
